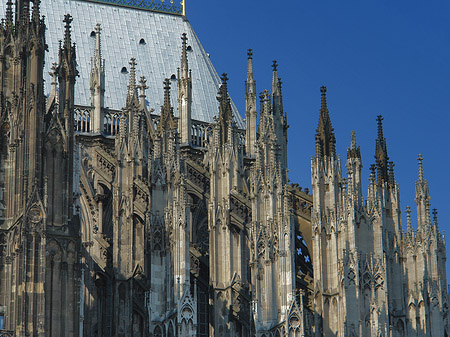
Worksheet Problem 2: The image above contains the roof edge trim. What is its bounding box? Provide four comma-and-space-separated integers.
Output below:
72, 0, 184, 16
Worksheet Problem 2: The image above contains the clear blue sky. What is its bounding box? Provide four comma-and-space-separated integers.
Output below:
188, 1, 450, 253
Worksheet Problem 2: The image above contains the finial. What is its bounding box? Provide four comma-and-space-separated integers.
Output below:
418, 154, 424, 182
425, 200, 431, 226
138, 76, 148, 99
375, 115, 389, 185
180, 33, 189, 76
181, 32, 188, 54
376, 115, 384, 140
406, 206, 413, 232
247, 49, 253, 59
63, 14, 73, 48
50, 62, 58, 83
272, 60, 278, 72
369, 164, 376, 182
32, 0, 41, 22
320, 86, 327, 112
388, 161, 395, 186
164, 78, 171, 107
5, 0, 13, 25
433, 208, 438, 227
221, 73, 229, 85
129, 58, 136, 86
126, 58, 137, 102
93, 23, 103, 70
350, 130, 356, 151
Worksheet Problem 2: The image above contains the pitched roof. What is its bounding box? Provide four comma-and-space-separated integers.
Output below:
8, 0, 245, 127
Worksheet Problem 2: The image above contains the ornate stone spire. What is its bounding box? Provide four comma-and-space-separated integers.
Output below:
415, 154, 431, 228
418, 153, 424, 183
217, 73, 233, 145
126, 58, 138, 104
375, 115, 389, 185
158, 78, 176, 133
63, 13, 73, 50
180, 33, 188, 78
245, 49, 257, 156
93, 23, 103, 71
272, 60, 280, 97
90, 23, 105, 133
406, 206, 413, 233
138, 76, 148, 106
388, 161, 395, 186
315, 86, 336, 158
5, 0, 13, 25
347, 130, 361, 160
433, 208, 439, 228
178, 33, 192, 144
246, 49, 255, 94
31, 0, 40, 23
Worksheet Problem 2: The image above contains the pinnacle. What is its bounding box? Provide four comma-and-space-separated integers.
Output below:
138, 76, 148, 99
320, 86, 328, 113
126, 58, 137, 101
63, 14, 73, 48
433, 208, 439, 227
163, 78, 171, 108
181, 33, 188, 74
247, 48, 253, 59
315, 86, 335, 158
417, 153, 424, 182
272, 60, 278, 72
350, 131, 356, 151
406, 206, 413, 231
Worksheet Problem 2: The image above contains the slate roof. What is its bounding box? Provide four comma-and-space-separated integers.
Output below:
1, 0, 245, 127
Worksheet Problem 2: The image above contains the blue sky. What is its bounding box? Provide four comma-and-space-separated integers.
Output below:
188, 1, 450, 250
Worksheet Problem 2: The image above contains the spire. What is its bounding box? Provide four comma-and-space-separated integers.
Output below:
245, 49, 257, 157
272, 60, 279, 96
351, 130, 356, 150
347, 130, 361, 160
375, 115, 389, 185
31, 0, 40, 23
163, 77, 171, 109
127, 58, 138, 103
217, 73, 233, 145
90, 24, 105, 133
138, 76, 148, 106
246, 49, 255, 95
406, 206, 413, 233
425, 200, 431, 227
93, 23, 103, 71
158, 78, 176, 133
47, 62, 59, 111
415, 154, 431, 228
388, 161, 395, 186
181, 33, 189, 78
5, 0, 13, 25
178, 33, 192, 145
315, 86, 336, 158
433, 208, 439, 228
369, 164, 376, 185
63, 14, 73, 50
418, 153, 424, 183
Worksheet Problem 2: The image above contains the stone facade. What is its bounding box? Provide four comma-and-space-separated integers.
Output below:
0, 2, 447, 337
311, 87, 449, 336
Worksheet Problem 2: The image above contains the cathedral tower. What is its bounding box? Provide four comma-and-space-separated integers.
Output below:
0, 3, 80, 336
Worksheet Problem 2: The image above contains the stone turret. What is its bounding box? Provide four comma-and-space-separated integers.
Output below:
178, 33, 192, 145
90, 23, 105, 133
245, 49, 257, 157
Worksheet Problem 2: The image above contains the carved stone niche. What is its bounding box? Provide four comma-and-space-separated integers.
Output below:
28, 205, 43, 224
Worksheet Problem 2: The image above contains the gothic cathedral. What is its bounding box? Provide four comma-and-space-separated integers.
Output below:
0, 1, 447, 337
